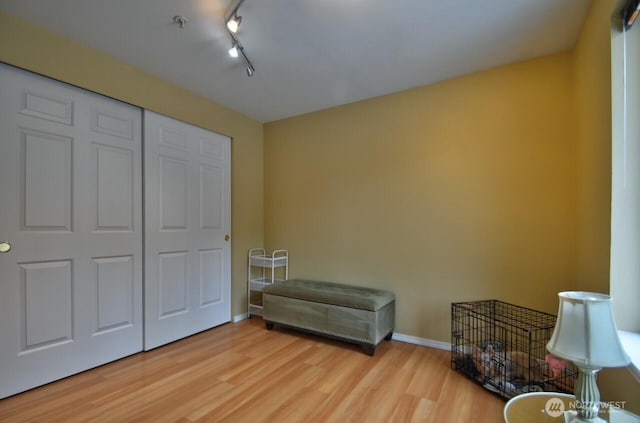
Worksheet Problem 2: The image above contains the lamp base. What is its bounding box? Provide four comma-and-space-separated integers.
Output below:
564, 411, 608, 423
573, 365, 601, 419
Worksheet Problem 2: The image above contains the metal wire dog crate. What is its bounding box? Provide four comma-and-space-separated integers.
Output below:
451, 300, 576, 400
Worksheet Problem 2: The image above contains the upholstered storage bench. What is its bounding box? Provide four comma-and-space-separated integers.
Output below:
262, 279, 395, 355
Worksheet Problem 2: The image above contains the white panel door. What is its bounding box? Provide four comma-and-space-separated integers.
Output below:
0, 64, 143, 398
144, 111, 231, 350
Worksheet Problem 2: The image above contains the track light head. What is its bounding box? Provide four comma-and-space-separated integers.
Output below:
228, 42, 239, 58
226, 14, 242, 33
246, 65, 255, 77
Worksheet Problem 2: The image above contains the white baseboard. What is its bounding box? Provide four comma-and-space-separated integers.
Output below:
392, 332, 451, 351
233, 313, 248, 323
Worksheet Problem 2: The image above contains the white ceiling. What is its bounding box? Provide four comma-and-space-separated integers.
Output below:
1, 0, 591, 123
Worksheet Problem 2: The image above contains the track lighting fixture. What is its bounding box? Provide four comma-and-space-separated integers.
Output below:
225, 0, 255, 76
226, 14, 242, 33
228, 41, 239, 58
622, 0, 640, 30
237, 42, 256, 77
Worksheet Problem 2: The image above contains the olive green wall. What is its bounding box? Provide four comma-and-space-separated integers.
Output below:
264, 52, 576, 343
0, 12, 264, 320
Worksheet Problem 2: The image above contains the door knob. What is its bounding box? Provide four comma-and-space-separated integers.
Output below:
224, 234, 230, 241
0, 241, 11, 253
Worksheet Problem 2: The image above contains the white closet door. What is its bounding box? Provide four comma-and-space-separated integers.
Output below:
0, 64, 143, 398
144, 111, 231, 350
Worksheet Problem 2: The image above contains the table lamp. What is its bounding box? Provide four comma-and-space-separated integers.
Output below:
547, 292, 631, 422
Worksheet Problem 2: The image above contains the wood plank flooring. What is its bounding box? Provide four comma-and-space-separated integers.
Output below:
0, 318, 505, 422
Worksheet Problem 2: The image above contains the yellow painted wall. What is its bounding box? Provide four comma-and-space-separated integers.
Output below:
573, 0, 615, 295
600, 367, 640, 415
0, 13, 264, 319
264, 52, 576, 342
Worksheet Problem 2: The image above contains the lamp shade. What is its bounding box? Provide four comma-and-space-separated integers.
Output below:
547, 291, 631, 368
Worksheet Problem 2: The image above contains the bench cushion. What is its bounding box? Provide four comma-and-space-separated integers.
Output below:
262, 279, 394, 311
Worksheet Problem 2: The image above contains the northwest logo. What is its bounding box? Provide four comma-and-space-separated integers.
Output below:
545, 397, 566, 418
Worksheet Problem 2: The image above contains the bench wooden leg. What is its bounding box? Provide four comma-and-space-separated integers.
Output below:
362, 344, 376, 356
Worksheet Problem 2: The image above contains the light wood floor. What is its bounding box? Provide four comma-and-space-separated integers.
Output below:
0, 318, 505, 422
